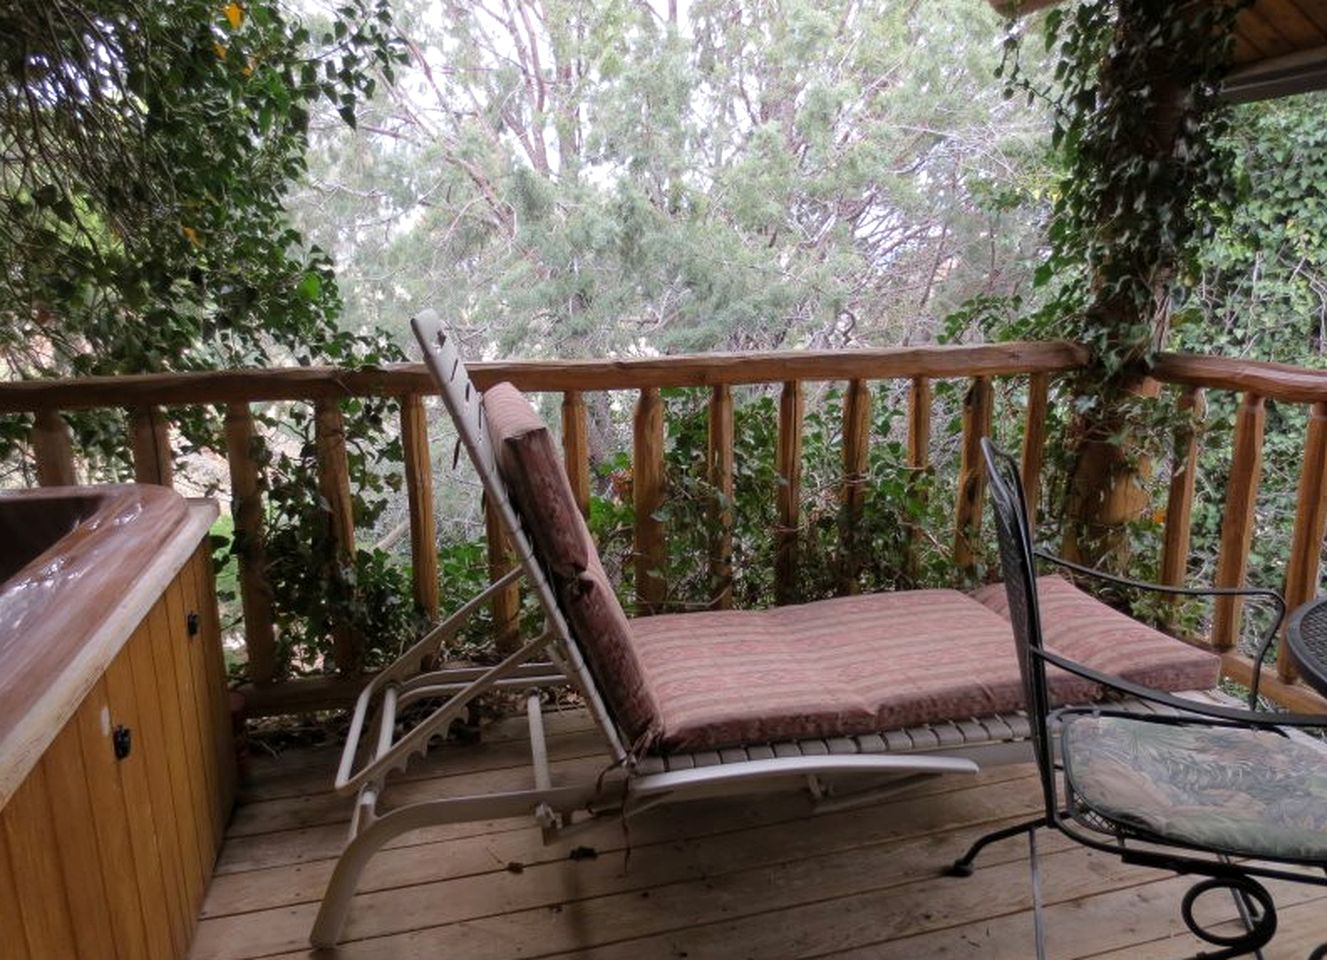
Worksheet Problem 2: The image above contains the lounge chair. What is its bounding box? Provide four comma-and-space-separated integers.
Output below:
309, 313, 1229, 946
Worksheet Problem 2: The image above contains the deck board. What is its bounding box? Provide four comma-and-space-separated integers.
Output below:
192, 708, 1327, 960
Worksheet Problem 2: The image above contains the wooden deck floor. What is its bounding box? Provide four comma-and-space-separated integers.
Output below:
191, 709, 1327, 960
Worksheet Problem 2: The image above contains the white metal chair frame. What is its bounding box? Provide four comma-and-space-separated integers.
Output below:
310, 312, 1162, 945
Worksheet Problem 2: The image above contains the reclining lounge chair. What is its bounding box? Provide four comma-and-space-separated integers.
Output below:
309, 312, 1235, 946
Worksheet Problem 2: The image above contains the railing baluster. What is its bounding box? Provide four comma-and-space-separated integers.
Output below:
774, 381, 803, 606
954, 376, 993, 576
129, 406, 173, 486
33, 409, 75, 486
400, 394, 439, 622
223, 404, 277, 686
313, 399, 361, 674
1282, 400, 1327, 681
561, 391, 590, 518
1160, 387, 1205, 600
633, 387, 666, 614
1019, 373, 1049, 524
483, 494, 521, 654
905, 377, 931, 582
1212, 392, 1265, 652
838, 378, 872, 596
707, 385, 735, 609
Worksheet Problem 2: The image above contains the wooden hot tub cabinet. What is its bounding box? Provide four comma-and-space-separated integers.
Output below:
0, 489, 234, 960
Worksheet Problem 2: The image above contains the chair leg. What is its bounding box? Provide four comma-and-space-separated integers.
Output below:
1224, 864, 1267, 960
944, 815, 1048, 878
1028, 826, 1046, 960
1178, 875, 1277, 960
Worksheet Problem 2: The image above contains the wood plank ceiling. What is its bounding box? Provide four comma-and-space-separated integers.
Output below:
1227, 0, 1327, 100
989, 0, 1327, 102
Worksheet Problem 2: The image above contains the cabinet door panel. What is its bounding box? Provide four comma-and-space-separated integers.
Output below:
76, 678, 153, 960
145, 596, 210, 894
127, 613, 199, 930
1, 767, 76, 959
0, 825, 31, 960
187, 548, 237, 820
105, 642, 182, 960
42, 725, 119, 959
164, 573, 218, 865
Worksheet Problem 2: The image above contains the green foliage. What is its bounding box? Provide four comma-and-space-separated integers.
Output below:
0, 0, 431, 677
1177, 95, 1327, 363
581, 380, 990, 615
0, 0, 404, 383
996, 0, 1244, 372
295, 0, 1051, 356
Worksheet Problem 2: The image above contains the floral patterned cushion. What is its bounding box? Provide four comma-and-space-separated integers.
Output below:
1062, 715, 1327, 861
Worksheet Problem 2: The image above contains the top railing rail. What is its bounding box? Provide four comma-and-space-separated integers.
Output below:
1152, 352, 1327, 404
0, 340, 1088, 411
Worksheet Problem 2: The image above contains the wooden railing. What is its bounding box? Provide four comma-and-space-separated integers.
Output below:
3, 342, 1326, 715
1152, 352, 1327, 713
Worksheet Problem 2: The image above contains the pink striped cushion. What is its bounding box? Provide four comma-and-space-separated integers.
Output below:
971, 575, 1220, 693
630, 590, 1100, 752
480, 383, 1210, 754
482, 383, 589, 578
482, 383, 662, 743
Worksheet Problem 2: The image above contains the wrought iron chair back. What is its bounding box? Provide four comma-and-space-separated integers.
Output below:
955, 437, 1327, 960
981, 438, 1057, 814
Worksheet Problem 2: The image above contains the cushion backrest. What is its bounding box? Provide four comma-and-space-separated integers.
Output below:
482, 383, 662, 744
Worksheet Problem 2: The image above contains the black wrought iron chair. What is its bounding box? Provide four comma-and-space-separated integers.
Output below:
947, 438, 1327, 960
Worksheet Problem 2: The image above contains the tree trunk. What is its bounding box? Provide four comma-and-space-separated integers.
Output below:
1058, 2, 1200, 567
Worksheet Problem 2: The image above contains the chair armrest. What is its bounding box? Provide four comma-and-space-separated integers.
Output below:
1033, 548, 1286, 707
1034, 646, 1326, 728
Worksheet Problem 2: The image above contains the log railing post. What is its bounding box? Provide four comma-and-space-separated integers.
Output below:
1019, 373, 1049, 524
484, 494, 521, 654
561, 391, 591, 519
32, 409, 75, 486
400, 394, 440, 622
905, 377, 932, 582
837, 379, 872, 595
223, 404, 277, 686
313, 399, 361, 675
129, 406, 173, 486
1160, 387, 1205, 597
954, 377, 993, 576
633, 387, 667, 614
902, 379, 934, 581
774, 381, 803, 606
707, 385, 734, 609
1282, 400, 1327, 680
1211, 392, 1265, 652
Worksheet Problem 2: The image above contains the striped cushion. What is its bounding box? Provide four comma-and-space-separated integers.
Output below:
482, 383, 589, 578
630, 590, 1100, 752
482, 383, 662, 743
972, 574, 1220, 693
481, 383, 1210, 753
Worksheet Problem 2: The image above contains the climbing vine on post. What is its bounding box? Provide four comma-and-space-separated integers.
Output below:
1001, 0, 1247, 564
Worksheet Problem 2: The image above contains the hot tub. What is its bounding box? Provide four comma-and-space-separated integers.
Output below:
0, 484, 232, 959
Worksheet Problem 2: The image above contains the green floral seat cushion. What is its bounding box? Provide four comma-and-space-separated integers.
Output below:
1062, 715, 1327, 861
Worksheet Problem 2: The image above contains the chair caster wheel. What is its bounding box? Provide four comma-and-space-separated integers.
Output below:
946, 861, 974, 878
